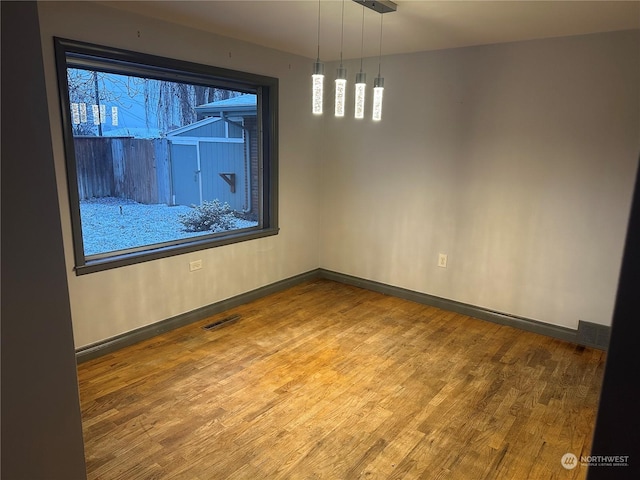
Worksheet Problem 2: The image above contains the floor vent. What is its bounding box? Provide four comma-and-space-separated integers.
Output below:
577, 320, 610, 350
202, 314, 241, 331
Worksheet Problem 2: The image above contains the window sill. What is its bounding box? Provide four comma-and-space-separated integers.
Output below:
75, 227, 280, 275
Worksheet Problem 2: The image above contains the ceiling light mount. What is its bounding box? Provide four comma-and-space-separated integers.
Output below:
353, 0, 397, 15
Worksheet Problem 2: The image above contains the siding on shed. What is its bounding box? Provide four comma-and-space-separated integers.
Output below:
171, 117, 225, 138
200, 142, 245, 210
166, 113, 258, 216
170, 143, 199, 206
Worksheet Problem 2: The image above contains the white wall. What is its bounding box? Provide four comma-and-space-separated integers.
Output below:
320, 30, 640, 329
39, 1, 321, 348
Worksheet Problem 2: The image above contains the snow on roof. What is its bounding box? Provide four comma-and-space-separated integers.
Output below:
196, 94, 257, 115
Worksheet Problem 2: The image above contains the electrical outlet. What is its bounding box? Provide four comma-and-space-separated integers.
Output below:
438, 253, 448, 268
189, 259, 202, 271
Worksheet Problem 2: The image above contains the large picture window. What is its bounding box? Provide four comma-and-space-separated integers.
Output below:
54, 38, 278, 274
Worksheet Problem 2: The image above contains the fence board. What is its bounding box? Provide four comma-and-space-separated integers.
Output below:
155, 139, 171, 205
74, 137, 170, 204
74, 138, 114, 199
111, 139, 125, 197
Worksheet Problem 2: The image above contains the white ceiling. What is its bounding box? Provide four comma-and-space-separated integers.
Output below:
102, 1, 640, 61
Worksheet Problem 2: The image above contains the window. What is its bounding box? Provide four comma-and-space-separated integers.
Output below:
54, 38, 278, 274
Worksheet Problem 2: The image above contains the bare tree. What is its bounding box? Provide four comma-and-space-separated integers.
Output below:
67, 67, 243, 136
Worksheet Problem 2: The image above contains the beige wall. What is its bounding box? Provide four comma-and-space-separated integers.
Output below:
39, 1, 321, 348
320, 30, 640, 329
39, 1, 639, 347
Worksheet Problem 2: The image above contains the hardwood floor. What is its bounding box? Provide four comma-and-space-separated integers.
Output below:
77, 280, 605, 479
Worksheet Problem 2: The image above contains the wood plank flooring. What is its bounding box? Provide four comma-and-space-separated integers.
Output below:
77, 279, 605, 479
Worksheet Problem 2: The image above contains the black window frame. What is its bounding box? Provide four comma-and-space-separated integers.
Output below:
53, 38, 279, 275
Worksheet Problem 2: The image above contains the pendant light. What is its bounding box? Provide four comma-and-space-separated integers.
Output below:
311, 1, 396, 120
335, 0, 347, 117
312, 0, 324, 115
372, 14, 384, 121
354, 5, 366, 119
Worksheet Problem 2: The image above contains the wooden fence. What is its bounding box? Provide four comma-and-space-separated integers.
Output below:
74, 137, 170, 204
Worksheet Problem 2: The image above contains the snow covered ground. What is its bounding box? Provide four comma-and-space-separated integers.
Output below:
80, 197, 257, 256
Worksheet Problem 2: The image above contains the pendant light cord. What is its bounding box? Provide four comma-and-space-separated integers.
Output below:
359, 6, 365, 72
316, 0, 321, 61
339, 0, 345, 67
378, 14, 383, 76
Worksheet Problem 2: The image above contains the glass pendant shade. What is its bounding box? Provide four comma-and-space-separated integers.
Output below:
354, 71, 366, 119
312, 61, 324, 115
335, 66, 347, 117
372, 75, 384, 121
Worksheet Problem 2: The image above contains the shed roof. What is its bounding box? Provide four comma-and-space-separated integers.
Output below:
195, 93, 257, 117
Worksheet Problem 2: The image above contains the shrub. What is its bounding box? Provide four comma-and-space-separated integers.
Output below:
178, 200, 235, 232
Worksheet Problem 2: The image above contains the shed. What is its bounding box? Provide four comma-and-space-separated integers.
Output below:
167, 94, 257, 215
